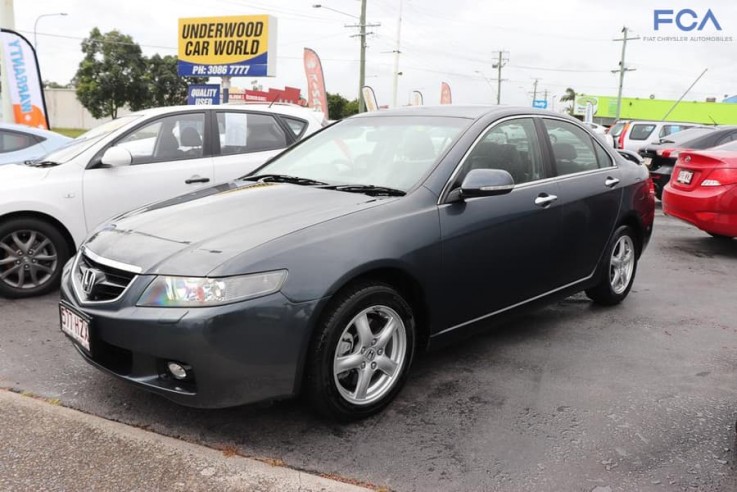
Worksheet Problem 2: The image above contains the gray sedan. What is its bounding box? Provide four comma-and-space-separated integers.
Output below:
58, 106, 655, 420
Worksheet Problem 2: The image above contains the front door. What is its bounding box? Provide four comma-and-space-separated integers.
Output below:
438, 117, 562, 330
83, 111, 213, 230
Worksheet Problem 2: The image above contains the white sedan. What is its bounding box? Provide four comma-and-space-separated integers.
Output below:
0, 104, 325, 297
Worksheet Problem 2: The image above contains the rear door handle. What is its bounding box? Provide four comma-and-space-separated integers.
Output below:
534, 193, 558, 207
185, 176, 210, 184
605, 176, 620, 188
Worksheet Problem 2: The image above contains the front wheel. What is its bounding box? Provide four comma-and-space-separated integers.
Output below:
0, 218, 70, 298
305, 282, 416, 420
586, 225, 638, 306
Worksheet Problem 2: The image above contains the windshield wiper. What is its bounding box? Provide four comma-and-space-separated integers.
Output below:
244, 174, 327, 186
24, 160, 61, 168
326, 184, 406, 197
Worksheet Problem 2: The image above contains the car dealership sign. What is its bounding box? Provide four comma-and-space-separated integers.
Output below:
177, 15, 277, 77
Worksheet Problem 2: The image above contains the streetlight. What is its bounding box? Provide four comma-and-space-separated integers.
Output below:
312, 4, 357, 19
33, 12, 68, 50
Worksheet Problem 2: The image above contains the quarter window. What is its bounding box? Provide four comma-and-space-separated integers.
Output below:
216, 112, 287, 155
116, 113, 206, 165
456, 118, 545, 186
282, 117, 308, 138
0, 131, 37, 153
543, 119, 599, 175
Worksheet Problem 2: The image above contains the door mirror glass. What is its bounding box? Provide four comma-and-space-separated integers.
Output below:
452, 168, 514, 201
101, 146, 132, 167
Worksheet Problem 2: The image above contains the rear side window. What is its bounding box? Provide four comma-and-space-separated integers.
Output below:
281, 117, 308, 138
0, 130, 37, 153
609, 122, 625, 138
216, 112, 287, 155
629, 124, 656, 141
659, 124, 689, 138
716, 131, 737, 145
543, 119, 599, 176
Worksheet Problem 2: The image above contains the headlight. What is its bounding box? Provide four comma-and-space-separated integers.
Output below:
137, 270, 287, 307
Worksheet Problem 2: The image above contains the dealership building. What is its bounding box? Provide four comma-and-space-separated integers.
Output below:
575, 95, 737, 126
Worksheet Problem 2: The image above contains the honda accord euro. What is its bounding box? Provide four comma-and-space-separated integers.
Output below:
59, 106, 655, 420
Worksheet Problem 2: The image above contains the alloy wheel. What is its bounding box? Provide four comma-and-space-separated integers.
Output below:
609, 235, 635, 295
0, 229, 58, 290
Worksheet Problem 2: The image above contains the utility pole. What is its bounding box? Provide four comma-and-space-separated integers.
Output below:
491, 50, 509, 105
543, 89, 549, 108
346, 0, 380, 112
391, 0, 403, 108
613, 26, 639, 120
531, 78, 540, 104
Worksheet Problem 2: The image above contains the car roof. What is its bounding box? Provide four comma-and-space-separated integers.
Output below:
130, 104, 324, 120
0, 122, 66, 138
348, 105, 577, 122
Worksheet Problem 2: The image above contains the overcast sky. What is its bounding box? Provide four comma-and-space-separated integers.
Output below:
15, 0, 737, 108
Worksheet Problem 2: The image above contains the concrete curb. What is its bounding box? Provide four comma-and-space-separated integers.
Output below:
0, 389, 371, 491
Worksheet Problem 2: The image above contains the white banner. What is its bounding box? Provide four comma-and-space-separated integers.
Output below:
0, 29, 49, 129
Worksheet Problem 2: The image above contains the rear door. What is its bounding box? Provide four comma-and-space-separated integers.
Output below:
540, 118, 622, 285
211, 110, 292, 183
438, 117, 563, 329
82, 111, 213, 230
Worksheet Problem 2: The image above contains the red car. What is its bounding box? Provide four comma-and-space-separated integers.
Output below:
662, 142, 737, 239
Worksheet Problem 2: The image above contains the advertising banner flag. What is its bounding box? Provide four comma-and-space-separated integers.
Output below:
362, 86, 379, 112
178, 15, 278, 77
187, 84, 221, 105
411, 90, 424, 106
440, 82, 452, 105
0, 29, 50, 129
303, 48, 329, 118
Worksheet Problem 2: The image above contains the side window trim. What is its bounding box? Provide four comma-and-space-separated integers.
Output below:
277, 115, 309, 143
86, 110, 209, 169
439, 115, 549, 204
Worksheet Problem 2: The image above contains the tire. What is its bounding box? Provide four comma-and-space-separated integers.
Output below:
0, 218, 71, 298
305, 282, 416, 420
586, 225, 638, 306
708, 232, 734, 240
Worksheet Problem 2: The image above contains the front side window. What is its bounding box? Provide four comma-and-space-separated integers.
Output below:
544, 119, 599, 175
629, 124, 656, 141
216, 112, 287, 155
116, 113, 205, 164
455, 118, 545, 186
0, 131, 37, 153
254, 116, 468, 191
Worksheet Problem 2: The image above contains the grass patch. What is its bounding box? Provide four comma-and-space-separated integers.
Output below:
53, 128, 86, 138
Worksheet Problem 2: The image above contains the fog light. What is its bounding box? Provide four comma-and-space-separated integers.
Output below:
167, 362, 189, 380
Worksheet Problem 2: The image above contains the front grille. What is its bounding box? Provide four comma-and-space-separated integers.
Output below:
73, 250, 138, 302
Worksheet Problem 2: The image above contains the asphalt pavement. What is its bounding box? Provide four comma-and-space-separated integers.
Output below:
1, 206, 737, 491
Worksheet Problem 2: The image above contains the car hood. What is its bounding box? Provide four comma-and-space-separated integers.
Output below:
83, 181, 391, 276
0, 162, 50, 186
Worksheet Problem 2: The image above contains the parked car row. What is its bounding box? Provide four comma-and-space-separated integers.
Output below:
0, 104, 325, 298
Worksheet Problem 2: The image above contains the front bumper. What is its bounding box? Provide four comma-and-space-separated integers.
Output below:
59, 265, 322, 408
662, 183, 737, 237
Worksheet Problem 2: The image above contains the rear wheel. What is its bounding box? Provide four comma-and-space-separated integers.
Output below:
708, 232, 734, 240
0, 218, 70, 298
586, 225, 638, 306
305, 282, 416, 420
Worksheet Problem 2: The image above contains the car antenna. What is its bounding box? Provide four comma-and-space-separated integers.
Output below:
268, 93, 281, 108
708, 115, 718, 126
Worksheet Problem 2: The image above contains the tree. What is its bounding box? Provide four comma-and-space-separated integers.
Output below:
145, 54, 207, 107
327, 92, 360, 120
559, 87, 577, 115
74, 28, 148, 119
43, 80, 70, 89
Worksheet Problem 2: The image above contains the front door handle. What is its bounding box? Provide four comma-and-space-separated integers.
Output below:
605, 176, 620, 188
534, 193, 558, 207
185, 176, 210, 184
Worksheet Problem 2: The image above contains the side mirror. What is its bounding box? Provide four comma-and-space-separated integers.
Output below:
101, 147, 132, 167
448, 168, 515, 202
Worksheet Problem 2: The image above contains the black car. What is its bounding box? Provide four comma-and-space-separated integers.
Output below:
639, 126, 737, 199
59, 106, 655, 420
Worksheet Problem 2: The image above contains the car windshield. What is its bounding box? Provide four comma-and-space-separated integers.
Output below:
39, 114, 142, 164
658, 127, 714, 144
252, 116, 469, 191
